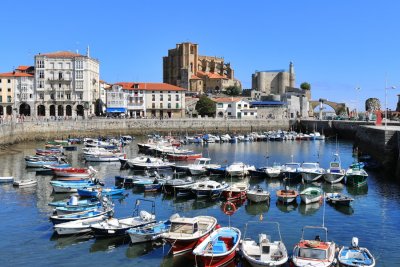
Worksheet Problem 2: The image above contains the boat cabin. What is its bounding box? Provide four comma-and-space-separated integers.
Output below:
194, 158, 211, 165
294, 240, 331, 260
169, 217, 199, 235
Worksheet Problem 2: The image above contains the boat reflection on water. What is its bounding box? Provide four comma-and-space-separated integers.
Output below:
276, 200, 298, 213
322, 182, 345, 193
347, 184, 368, 196
327, 202, 355, 215
245, 201, 270, 216
125, 240, 163, 259
90, 235, 130, 253
192, 198, 220, 210
298, 202, 322, 216
50, 232, 92, 249
161, 251, 238, 267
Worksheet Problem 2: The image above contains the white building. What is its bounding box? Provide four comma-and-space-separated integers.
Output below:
106, 82, 186, 118
34, 49, 100, 118
212, 97, 257, 119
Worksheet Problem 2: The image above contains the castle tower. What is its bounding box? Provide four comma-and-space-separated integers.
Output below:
289, 61, 295, 88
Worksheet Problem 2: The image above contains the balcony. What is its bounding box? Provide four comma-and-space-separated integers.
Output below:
127, 102, 144, 108
47, 78, 72, 84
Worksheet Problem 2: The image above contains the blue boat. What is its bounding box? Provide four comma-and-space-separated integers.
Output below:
50, 180, 98, 193
50, 208, 113, 225
127, 219, 173, 244
54, 204, 100, 215
48, 197, 100, 207
338, 237, 376, 267
78, 187, 125, 197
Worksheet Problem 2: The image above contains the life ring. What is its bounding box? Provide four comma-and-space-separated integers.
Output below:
223, 201, 237, 216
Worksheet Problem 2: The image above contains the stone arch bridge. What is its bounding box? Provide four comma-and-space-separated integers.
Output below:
309, 99, 348, 116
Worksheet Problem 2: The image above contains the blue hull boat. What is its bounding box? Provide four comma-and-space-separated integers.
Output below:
48, 197, 100, 207
127, 219, 172, 244
338, 237, 375, 267
78, 187, 124, 197
50, 209, 113, 225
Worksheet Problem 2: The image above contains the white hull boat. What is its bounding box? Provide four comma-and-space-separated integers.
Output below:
53, 215, 109, 235
299, 187, 323, 204
324, 153, 345, 184
0, 176, 14, 183
226, 162, 256, 177
247, 186, 270, 203
298, 162, 325, 183
13, 179, 37, 187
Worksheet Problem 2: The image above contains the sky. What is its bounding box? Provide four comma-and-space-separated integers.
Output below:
1, 0, 400, 112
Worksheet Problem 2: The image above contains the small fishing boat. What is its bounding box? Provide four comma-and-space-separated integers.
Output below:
222, 182, 249, 201
162, 215, 218, 255
50, 180, 99, 193
13, 179, 37, 187
240, 221, 289, 267
192, 226, 241, 267
346, 163, 368, 187
50, 208, 113, 225
53, 215, 109, 235
264, 163, 282, 178
298, 162, 325, 183
206, 165, 227, 176
276, 187, 298, 204
325, 193, 354, 206
162, 177, 195, 195
247, 185, 270, 203
167, 152, 202, 161
191, 180, 229, 198
54, 166, 96, 178
299, 187, 323, 204
130, 159, 175, 170
187, 158, 212, 175
84, 153, 123, 162
48, 196, 100, 207
77, 187, 124, 197
54, 204, 100, 215
292, 226, 336, 267
0, 176, 13, 183
338, 237, 375, 267
280, 162, 302, 180
127, 215, 177, 244
90, 199, 156, 237
324, 153, 346, 184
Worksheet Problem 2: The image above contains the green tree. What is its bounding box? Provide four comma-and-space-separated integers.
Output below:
195, 95, 216, 117
300, 82, 311, 90
225, 86, 242, 96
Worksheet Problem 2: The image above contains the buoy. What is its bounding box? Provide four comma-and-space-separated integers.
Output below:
223, 201, 237, 216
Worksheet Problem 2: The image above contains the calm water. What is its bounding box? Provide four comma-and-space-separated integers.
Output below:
1, 138, 399, 266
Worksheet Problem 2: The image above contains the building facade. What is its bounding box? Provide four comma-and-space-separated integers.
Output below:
251, 62, 295, 95
163, 42, 241, 94
34, 49, 100, 118
106, 82, 186, 118
0, 70, 34, 117
212, 97, 257, 119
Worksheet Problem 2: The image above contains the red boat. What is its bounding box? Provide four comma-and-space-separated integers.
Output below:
221, 182, 249, 201
53, 167, 96, 178
167, 152, 202, 161
162, 216, 218, 255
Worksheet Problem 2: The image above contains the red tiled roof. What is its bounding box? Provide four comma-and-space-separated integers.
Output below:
211, 97, 243, 103
16, 65, 31, 71
190, 75, 201, 80
38, 51, 84, 58
0, 72, 33, 77
114, 82, 186, 91
196, 71, 227, 79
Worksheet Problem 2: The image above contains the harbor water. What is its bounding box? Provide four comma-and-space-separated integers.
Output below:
0, 137, 399, 266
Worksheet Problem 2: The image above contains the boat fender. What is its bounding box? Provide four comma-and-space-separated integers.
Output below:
223, 201, 237, 216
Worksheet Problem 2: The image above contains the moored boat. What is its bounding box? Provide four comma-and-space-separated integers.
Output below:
0, 176, 14, 183
127, 215, 177, 244
192, 226, 241, 267
162, 215, 218, 255
276, 187, 298, 204
338, 237, 375, 267
191, 180, 229, 199
324, 153, 346, 184
53, 215, 109, 236
299, 187, 323, 204
221, 182, 249, 201
346, 163, 368, 187
13, 179, 37, 187
298, 162, 325, 183
247, 185, 270, 203
325, 192, 354, 206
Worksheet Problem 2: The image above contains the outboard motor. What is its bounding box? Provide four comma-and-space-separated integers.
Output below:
351, 237, 359, 248
69, 195, 78, 206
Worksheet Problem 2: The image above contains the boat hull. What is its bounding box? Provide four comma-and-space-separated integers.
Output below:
346, 175, 368, 187
324, 172, 345, 184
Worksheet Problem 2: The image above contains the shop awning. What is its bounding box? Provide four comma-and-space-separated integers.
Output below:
106, 107, 126, 113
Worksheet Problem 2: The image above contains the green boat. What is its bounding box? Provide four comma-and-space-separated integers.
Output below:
346, 163, 368, 187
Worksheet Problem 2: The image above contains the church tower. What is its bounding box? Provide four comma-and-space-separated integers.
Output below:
289, 61, 295, 88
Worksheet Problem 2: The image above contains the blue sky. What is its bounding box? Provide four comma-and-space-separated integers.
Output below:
1, 0, 399, 111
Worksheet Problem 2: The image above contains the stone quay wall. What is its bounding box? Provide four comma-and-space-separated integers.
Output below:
0, 118, 293, 145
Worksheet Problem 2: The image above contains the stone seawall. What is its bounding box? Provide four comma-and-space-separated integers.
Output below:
0, 118, 293, 145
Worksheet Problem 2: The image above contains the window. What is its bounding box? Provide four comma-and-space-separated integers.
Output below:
76, 70, 83, 79
78, 93, 83, 100
228, 104, 231, 108
38, 80, 44, 88
168, 91, 171, 93
176, 95, 180, 101
58, 62, 63, 69
168, 103, 171, 108
152, 95, 155, 101
76, 61, 83, 69
66, 63, 71, 69
7, 88, 11, 92
244, 112, 248, 115
160, 95, 163, 101
39, 70, 44, 79
39, 93, 44, 99
50, 93, 54, 100
7, 96, 11, 102
0, 96, 2, 102
66, 93, 71, 100
160, 103, 163, 108
59, 72, 63, 79
168, 95, 171, 101
176, 103, 179, 108
59, 83, 62, 89
7, 79, 11, 83
228, 112, 231, 115
250, 112, 254, 115
76, 81, 83, 89
30, 94, 32, 99
217, 103, 223, 108
238, 104, 242, 108
152, 103, 155, 108
37, 60, 44, 68
244, 104, 248, 108
50, 63, 54, 69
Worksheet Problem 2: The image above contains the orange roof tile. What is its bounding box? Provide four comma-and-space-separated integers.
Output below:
211, 97, 243, 103
38, 51, 84, 58
196, 71, 227, 79
114, 82, 186, 91
16, 65, 31, 71
190, 75, 201, 80
0, 72, 33, 77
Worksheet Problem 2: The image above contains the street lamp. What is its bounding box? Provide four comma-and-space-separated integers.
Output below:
384, 81, 396, 130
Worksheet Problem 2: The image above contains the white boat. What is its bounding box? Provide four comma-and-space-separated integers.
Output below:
338, 237, 376, 267
298, 162, 325, 183
222, 182, 249, 200
0, 176, 14, 183
240, 221, 289, 267
280, 162, 301, 180
84, 153, 123, 162
247, 185, 270, 203
53, 215, 109, 235
13, 179, 37, 187
292, 226, 336, 267
325, 192, 354, 206
191, 180, 229, 198
265, 163, 282, 178
299, 187, 323, 204
276, 187, 298, 204
226, 162, 256, 177
187, 157, 212, 175
324, 154, 345, 184
161, 215, 218, 255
